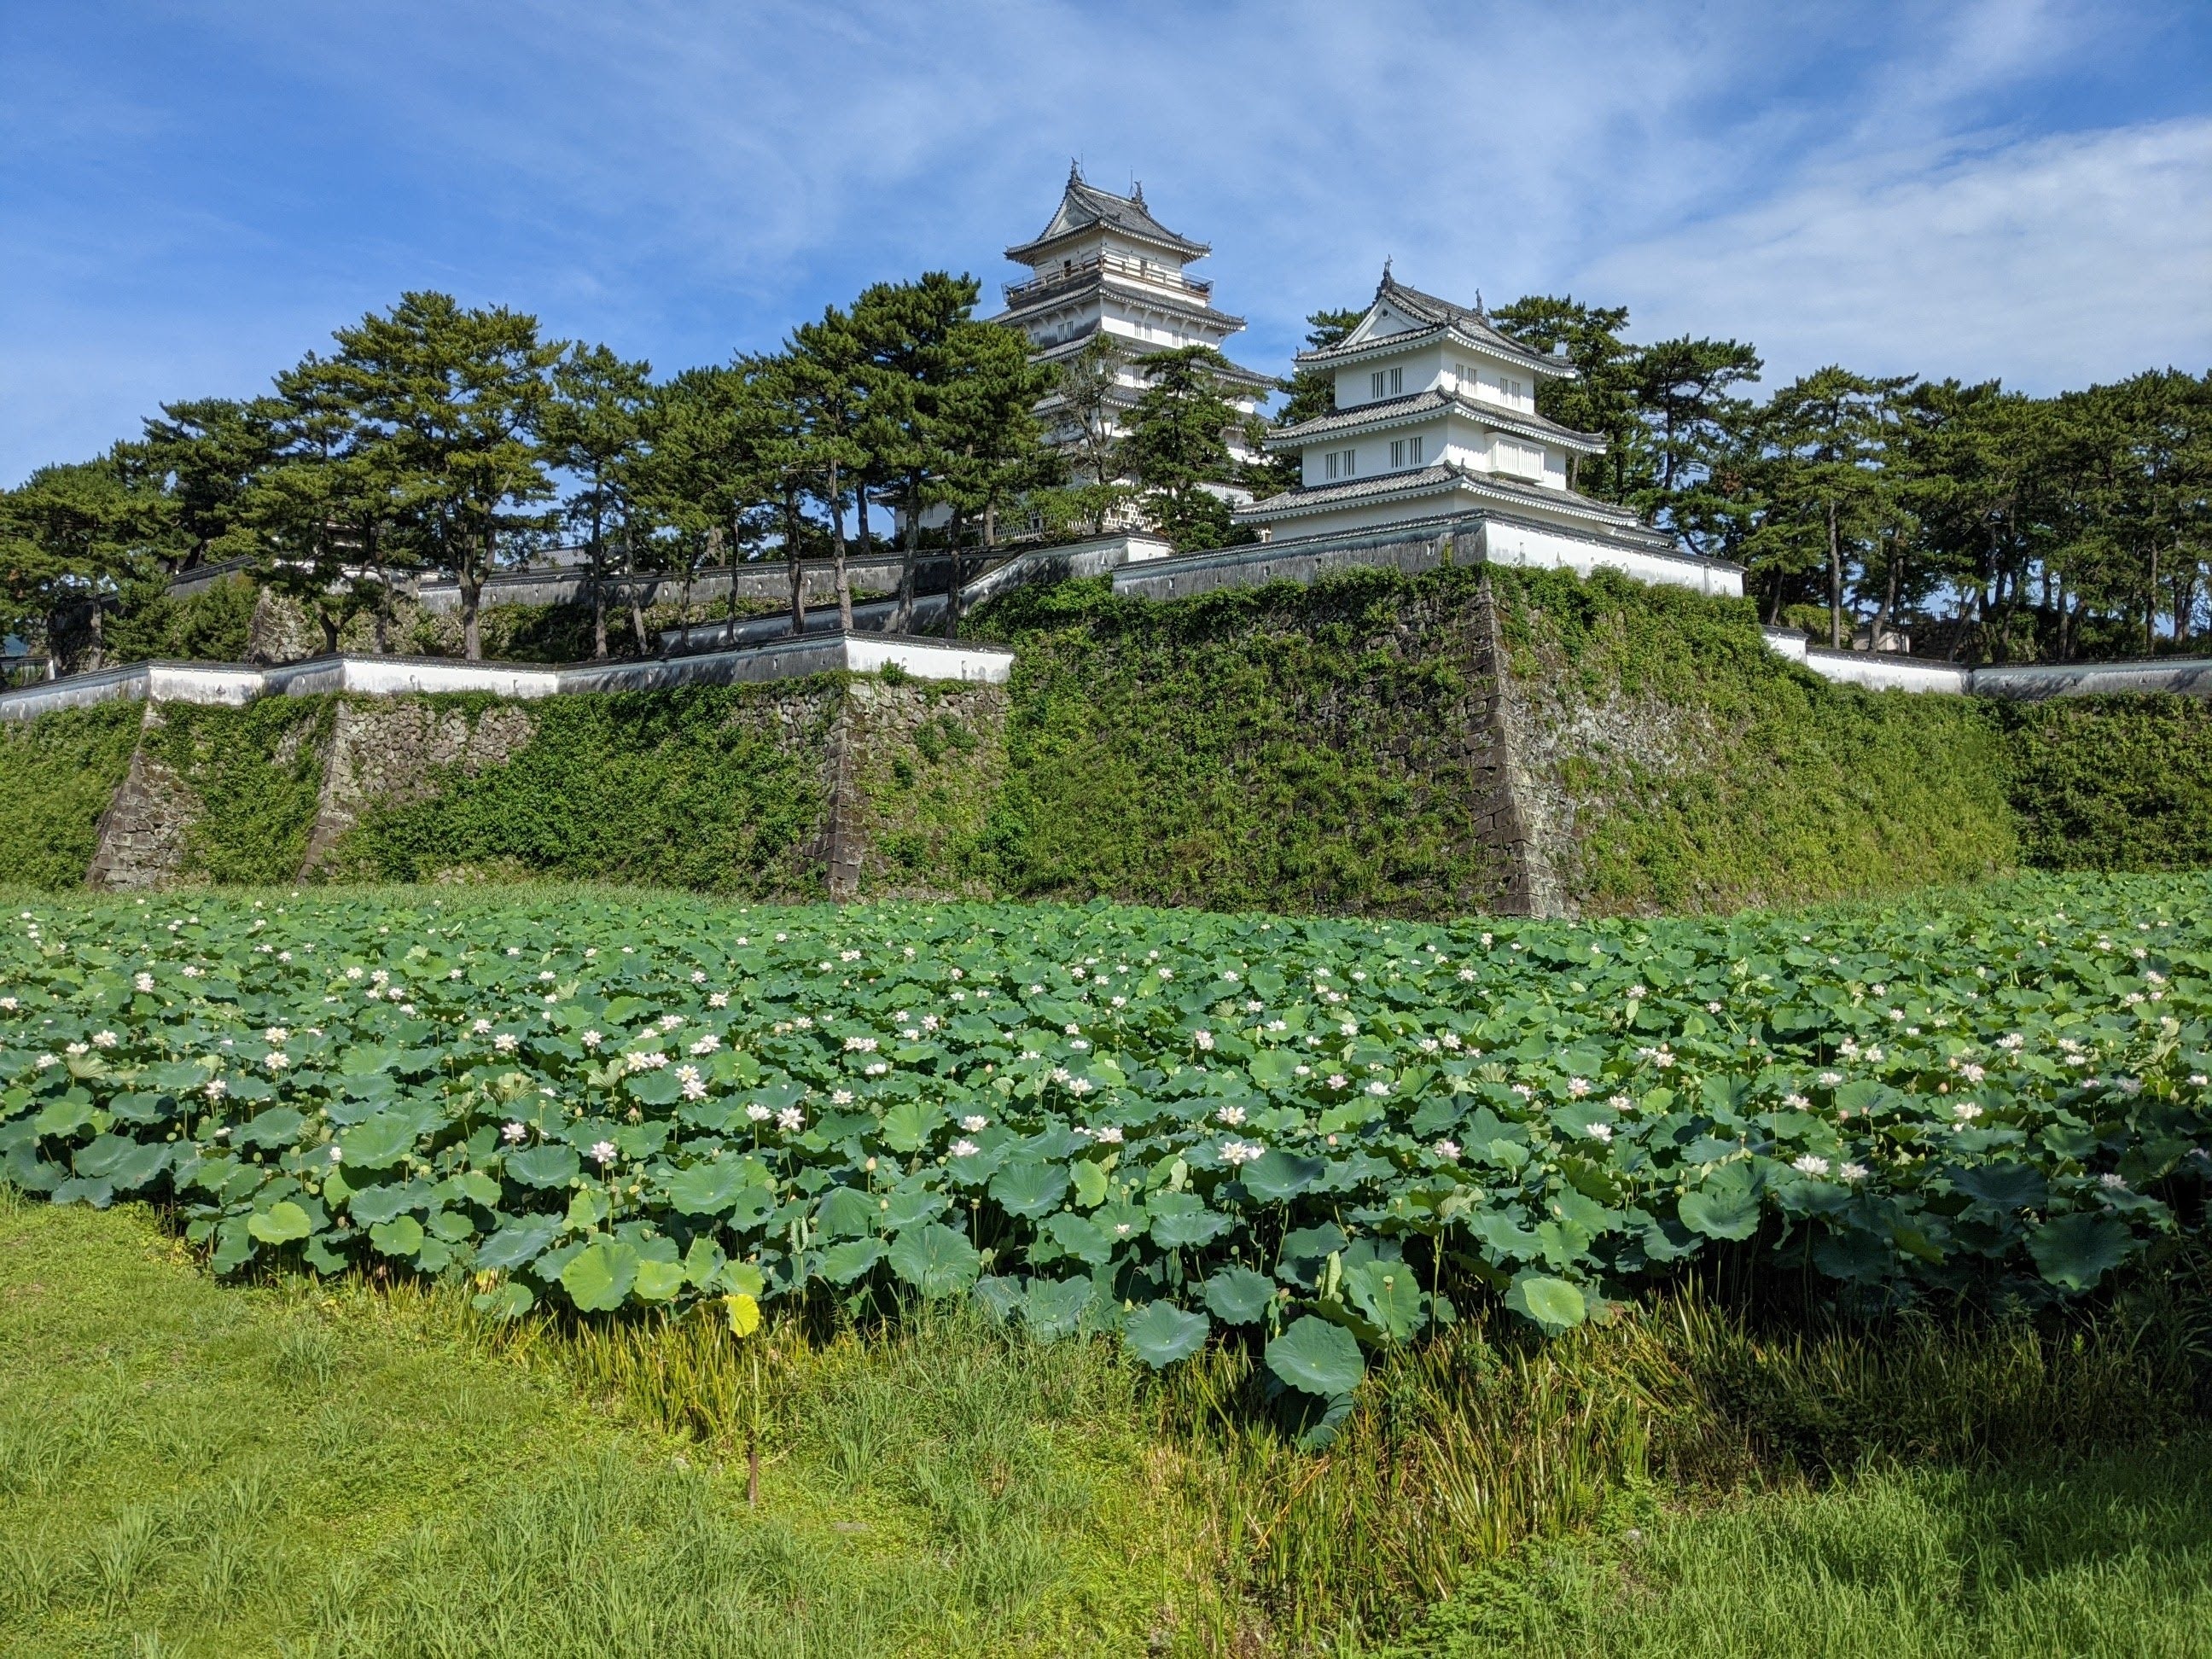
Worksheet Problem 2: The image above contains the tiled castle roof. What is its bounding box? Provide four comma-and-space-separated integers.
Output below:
1006, 166, 1210, 263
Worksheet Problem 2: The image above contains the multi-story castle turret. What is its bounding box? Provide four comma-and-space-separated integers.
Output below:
992, 166, 1269, 477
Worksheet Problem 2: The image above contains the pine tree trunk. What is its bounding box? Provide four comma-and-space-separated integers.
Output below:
942, 509, 968, 641
783, 490, 807, 637
462, 571, 481, 661
1826, 499, 1842, 649
626, 533, 648, 655
829, 461, 853, 632
893, 474, 922, 633
2146, 543, 2159, 655
1873, 550, 1900, 652
590, 518, 608, 660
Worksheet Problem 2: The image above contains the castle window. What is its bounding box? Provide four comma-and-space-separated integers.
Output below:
1389, 436, 1425, 469
1496, 438, 1544, 477
1324, 447, 1357, 481
1368, 366, 1404, 401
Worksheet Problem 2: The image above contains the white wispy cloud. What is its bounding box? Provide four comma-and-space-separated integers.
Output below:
1590, 116, 2212, 391
1, 0, 2203, 481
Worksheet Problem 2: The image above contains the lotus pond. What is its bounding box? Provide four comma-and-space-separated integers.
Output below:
3, 875, 2208, 1413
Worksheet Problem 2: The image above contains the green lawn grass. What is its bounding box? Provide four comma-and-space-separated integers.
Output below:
1375, 1449, 2212, 1659
0, 1190, 1199, 1656
7, 1188, 2209, 1656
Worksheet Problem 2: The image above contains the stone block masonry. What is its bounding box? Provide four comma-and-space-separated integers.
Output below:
85, 707, 198, 891
300, 700, 539, 876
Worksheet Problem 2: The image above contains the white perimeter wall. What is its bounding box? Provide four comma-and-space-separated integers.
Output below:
0, 636, 1014, 722
1481, 520, 1747, 598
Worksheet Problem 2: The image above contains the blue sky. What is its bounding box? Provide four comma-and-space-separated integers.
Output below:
3, 0, 2209, 486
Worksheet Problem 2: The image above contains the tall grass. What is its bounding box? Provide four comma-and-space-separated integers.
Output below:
9, 1182, 2209, 1655
1373, 1443, 2212, 1658
432, 1256, 2211, 1654
1134, 1266, 2212, 1650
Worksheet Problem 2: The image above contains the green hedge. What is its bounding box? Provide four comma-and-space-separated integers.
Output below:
329, 684, 836, 894
1493, 566, 2017, 912
0, 702, 144, 891
1999, 696, 2212, 873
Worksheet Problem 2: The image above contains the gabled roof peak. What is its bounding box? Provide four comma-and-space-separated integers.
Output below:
1007, 172, 1209, 265
1299, 271, 1571, 377
1378, 268, 1492, 330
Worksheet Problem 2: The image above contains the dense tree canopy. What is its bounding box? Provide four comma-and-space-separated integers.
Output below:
3, 272, 2204, 676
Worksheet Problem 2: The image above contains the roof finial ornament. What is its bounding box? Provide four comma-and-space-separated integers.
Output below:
1131, 178, 1145, 207
1475, 288, 1487, 320
1378, 256, 1394, 296
1068, 156, 1083, 185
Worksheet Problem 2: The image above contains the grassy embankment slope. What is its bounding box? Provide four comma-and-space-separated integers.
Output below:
12, 564, 2206, 907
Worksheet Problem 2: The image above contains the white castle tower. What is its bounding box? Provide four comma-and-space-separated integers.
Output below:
1237, 269, 1673, 562
992, 166, 1271, 480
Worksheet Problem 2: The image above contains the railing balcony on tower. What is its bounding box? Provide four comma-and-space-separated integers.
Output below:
1003, 252, 1213, 309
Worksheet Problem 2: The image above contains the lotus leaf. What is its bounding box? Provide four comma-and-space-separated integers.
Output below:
990, 1159, 1069, 1220
1342, 1258, 1426, 1342
1202, 1266, 1277, 1325
506, 1145, 581, 1188
473, 1280, 536, 1319
1953, 1162, 2048, 1210
1240, 1150, 1326, 1202
370, 1215, 425, 1257
879, 1099, 940, 1154
344, 1182, 416, 1225
816, 1185, 878, 1239
477, 1218, 562, 1271
633, 1258, 687, 1301
1069, 1158, 1109, 1209
1266, 1317, 1365, 1397
1678, 1181, 1761, 1241
821, 1237, 889, 1284
247, 1201, 311, 1244
1122, 1301, 1208, 1368
2029, 1213, 2133, 1290
1022, 1275, 1093, 1342
562, 1240, 641, 1311
339, 1114, 416, 1172
1503, 1272, 1586, 1334
1148, 1191, 1231, 1249
888, 1223, 981, 1298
